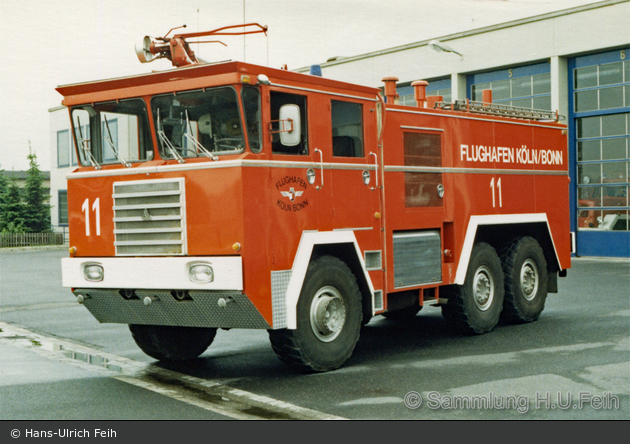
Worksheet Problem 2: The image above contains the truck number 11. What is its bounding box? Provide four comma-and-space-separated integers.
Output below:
82, 198, 101, 236
490, 177, 502, 208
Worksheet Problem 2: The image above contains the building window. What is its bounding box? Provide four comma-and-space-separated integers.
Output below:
574, 60, 630, 112
398, 78, 451, 106
58, 190, 68, 225
573, 49, 630, 234
102, 118, 118, 162
469, 63, 551, 110
57, 130, 70, 168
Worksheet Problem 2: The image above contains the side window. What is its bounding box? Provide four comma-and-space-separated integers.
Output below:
242, 86, 262, 153
331, 100, 364, 157
404, 132, 443, 207
271, 91, 308, 155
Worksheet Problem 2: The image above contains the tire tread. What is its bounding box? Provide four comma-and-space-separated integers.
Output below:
268, 255, 362, 372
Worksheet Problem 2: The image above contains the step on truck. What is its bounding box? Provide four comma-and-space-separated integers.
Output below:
58, 24, 572, 372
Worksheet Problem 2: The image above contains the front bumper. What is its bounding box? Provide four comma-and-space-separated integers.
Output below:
62, 256, 242, 290
62, 257, 270, 329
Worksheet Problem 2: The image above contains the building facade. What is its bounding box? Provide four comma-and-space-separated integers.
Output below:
295, 0, 630, 257
49, 0, 630, 256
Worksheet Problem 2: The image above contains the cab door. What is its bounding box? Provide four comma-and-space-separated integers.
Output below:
323, 96, 385, 313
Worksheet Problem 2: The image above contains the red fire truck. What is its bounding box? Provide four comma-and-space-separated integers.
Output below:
58, 25, 571, 372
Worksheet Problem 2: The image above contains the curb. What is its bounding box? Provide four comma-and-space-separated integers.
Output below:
572, 256, 630, 263
0, 245, 69, 253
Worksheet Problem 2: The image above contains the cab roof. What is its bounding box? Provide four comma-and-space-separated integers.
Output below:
56, 61, 381, 106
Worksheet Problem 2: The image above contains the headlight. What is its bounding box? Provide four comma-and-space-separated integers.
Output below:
189, 262, 214, 284
83, 263, 104, 282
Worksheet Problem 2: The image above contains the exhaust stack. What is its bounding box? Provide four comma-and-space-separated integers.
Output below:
381, 77, 399, 104
412, 80, 429, 108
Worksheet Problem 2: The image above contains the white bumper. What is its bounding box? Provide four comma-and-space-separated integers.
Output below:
62, 256, 243, 291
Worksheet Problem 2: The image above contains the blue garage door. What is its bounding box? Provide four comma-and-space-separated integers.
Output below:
570, 48, 630, 257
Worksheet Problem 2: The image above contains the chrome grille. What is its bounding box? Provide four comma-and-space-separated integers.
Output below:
113, 178, 186, 256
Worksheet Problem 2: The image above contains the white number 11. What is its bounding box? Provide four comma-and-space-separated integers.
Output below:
490, 177, 502, 208
82, 198, 101, 236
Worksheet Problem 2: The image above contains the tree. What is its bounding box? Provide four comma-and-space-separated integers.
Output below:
0, 169, 7, 206
0, 178, 27, 233
23, 152, 51, 232
0, 170, 9, 231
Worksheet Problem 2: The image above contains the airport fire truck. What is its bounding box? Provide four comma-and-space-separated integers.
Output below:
59, 24, 571, 372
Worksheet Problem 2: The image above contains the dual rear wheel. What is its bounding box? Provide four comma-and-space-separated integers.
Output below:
442, 237, 548, 334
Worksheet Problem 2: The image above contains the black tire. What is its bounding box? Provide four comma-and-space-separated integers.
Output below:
382, 303, 422, 320
442, 242, 504, 334
501, 236, 548, 323
129, 324, 217, 361
268, 255, 363, 372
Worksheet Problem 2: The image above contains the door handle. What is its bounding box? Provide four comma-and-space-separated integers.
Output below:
314, 148, 324, 190
369, 152, 378, 191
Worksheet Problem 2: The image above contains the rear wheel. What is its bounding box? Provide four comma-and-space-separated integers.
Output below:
442, 242, 504, 334
269, 255, 363, 372
129, 324, 217, 361
501, 236, 548, 323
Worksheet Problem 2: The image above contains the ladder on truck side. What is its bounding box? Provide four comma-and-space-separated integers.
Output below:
436, 99, 563, 122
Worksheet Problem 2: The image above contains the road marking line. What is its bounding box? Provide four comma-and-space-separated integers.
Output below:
0, 301, 77, 313
0, 322, 345, 420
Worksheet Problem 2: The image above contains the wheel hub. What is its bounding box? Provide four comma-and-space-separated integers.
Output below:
473, 265, 494, 311
310, 286, 346, 342
520, 259, 539, 301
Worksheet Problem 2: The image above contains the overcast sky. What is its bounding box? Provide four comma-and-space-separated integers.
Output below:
0, 0, 602, 172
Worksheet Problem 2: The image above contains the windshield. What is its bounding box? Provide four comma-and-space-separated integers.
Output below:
151, 87, 245, 160
71, 99, 153, 168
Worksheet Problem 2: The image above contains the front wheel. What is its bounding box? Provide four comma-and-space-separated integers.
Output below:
442, 242, 504, 334
269, 255, 363, 372
129, 324, 217, 361
501, 236, 548, 323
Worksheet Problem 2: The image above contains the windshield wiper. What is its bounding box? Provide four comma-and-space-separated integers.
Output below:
156, 109, 185, 164
184, 110, 218, 161
103, 116, 131, 168
76, 116, 101, 170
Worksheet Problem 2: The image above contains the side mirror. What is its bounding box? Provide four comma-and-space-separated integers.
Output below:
279, 104, 301, 147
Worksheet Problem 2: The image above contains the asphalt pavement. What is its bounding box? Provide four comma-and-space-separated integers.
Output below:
0, 248, 628, 420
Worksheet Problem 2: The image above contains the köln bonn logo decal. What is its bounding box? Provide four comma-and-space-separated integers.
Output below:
276, 175, 309, 212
